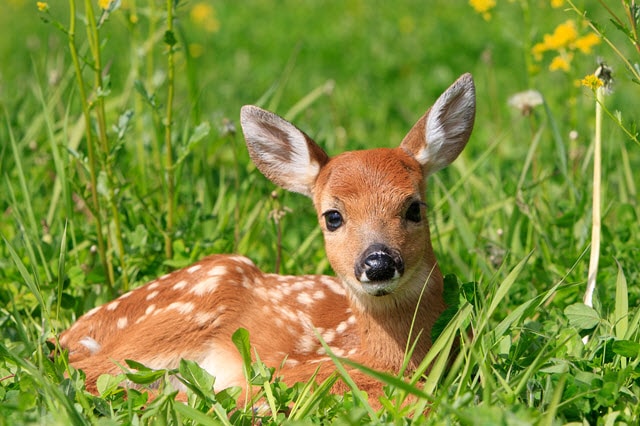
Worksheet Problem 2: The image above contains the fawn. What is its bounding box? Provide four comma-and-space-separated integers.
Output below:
58, 73, 475, 404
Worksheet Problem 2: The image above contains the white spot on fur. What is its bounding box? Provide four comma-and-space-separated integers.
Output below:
117, 316, 128, 329
146, 290, 159, 300
230, 255, 255, 267
208, 265, 228, 277
296, 292, 313, 305
167, 301, 194, 314
296, 334, 317, 354
336, 321, 349, 334
320, 276, 346, 295
84, 306, 101, 318
187, 264, 202, 274
254, 286, 270, 301
194, 311, 215, 325
159, 274, 171, 281
172, 280, 188, 291
148, 282, 160, 290
322, 330, 336, 344
119, 291, 133, 300
145, 304, 156, 315
79, 336, 101, 354
312, 290, 325, 300
190, 277, 220, 296
241, 276, 252, 288
284, 358, 299, 367
271, 290, 284, 302
279, 308, 297, 322
329, 347, 345, 357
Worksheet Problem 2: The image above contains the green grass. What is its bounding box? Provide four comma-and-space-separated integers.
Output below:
1, 0, 639, 424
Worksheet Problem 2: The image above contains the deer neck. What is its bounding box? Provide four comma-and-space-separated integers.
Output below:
349, 262, 445, 371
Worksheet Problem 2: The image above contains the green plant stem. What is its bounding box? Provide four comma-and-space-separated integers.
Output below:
623, 0, 640, 55
129, 1, 148, 196
85, 0, 129, 292
164, 0, 176, 260
584, 86, 604, 309
67, 0, 113, 291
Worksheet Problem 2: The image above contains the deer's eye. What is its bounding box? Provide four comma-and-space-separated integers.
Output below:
323, 210, 344, 231
405, 201, 423, 223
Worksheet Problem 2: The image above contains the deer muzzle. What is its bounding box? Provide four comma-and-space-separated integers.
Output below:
355, 244, 404, 295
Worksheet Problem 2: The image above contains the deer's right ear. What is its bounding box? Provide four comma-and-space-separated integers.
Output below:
240, 106, 329, 197
400, 73, 475, 176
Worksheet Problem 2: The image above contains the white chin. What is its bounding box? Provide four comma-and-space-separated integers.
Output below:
360, 281, 399, 297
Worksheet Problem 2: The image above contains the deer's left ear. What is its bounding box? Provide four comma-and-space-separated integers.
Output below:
400, 73, 476, 176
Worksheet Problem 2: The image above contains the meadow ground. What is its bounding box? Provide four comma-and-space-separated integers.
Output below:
1, 0, 639, 424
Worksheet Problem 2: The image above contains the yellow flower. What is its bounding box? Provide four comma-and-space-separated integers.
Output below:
36, 1, 48, 11
550, 0, 563, 8
574, 33, 600, 54
581, 74, 604, 90
544, 20, 578, 51
190, 2, 220, 33
98, 0, 112, 10
549, 54, 572, 72
469, 0, 496, 20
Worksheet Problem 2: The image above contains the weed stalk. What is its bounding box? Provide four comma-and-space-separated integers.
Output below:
86, 0, 130, 291
164, 0, 177, 260
584, 84, 604, 309
67, 0, 114, 291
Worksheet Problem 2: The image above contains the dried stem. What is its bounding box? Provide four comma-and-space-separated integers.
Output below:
584, 86, 604, 309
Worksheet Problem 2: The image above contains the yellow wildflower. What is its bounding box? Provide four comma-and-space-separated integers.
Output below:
469, 0, 496, 20
544, 20, 578, 51
190, 3, 220, 33
549, 54, 572, 72
574, 33, 600, 54
581, 74, 604, 90
532, 20, 578, 60
36, 1, 48, 11
551, 0, 563, 7
98, 0, 112, 9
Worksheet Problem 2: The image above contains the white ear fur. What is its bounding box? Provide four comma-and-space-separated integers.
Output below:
408, 73, 476, 175
240, 106, 329, 197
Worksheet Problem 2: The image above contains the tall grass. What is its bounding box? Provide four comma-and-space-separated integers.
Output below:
1, 0, 639, 424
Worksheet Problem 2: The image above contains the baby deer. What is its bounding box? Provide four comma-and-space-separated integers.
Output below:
58, 73, 475, 404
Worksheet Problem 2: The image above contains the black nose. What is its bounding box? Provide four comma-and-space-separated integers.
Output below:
355, 244, 404, 282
